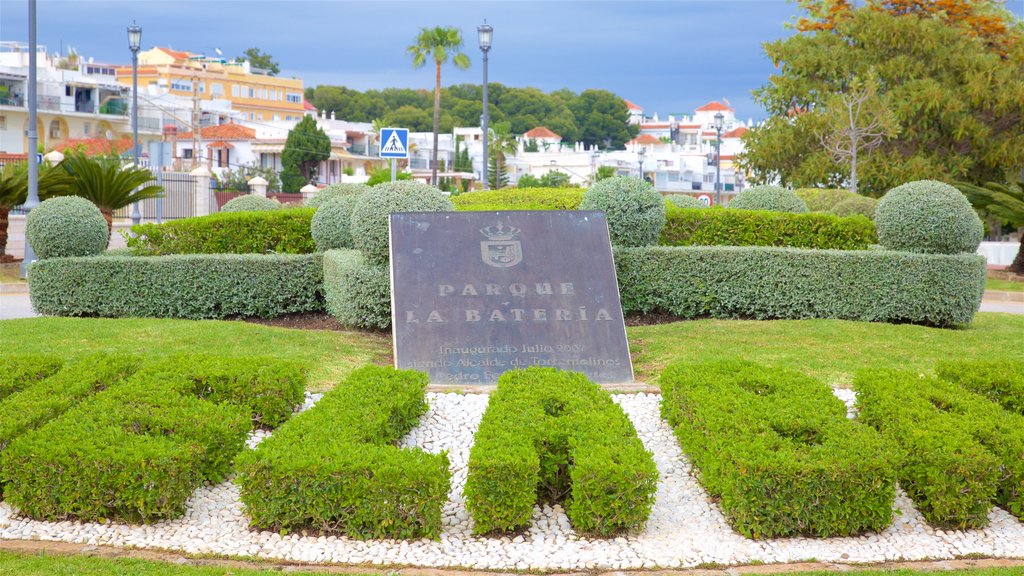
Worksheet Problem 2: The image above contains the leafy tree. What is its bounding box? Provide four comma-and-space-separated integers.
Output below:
383, 105, 433, 132
281, 115, 330, 192
0, 161, 73, 258
519, 171, 575, 188
453, 138, 473, 173
571, 90, 638, 150
238, 47, 280, 76
523, 139, 539, 153
957, 180, 1024, 273
216, 162, 281, 193
487, 157, 510, 189
59, 152, 163, 234
366, 167, 412, 186
407, 26, 471, 186
595, 165, 616, 182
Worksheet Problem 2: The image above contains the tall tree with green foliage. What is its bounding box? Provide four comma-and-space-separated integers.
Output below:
571, 90, 638, 150
281, 115, 331, 192
739, 2, 1024, 196
238, 47, 280, 76
407, 27, 471, 186
957, 180, 1024, 273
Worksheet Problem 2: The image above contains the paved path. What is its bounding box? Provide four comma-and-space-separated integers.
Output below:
0, 293, 38, 320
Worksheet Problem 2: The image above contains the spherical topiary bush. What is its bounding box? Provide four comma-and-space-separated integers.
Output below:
728, 185, 808, 213
304, 183, 373, 208
666, 194, 706, 209
25, 196, 108, 259
579, 176, 666, 247
350, 181, 454, 265
874, 180, 983, 255
311, 193, 364, 251
221, 195, 279, 213
831, 195, 879, 219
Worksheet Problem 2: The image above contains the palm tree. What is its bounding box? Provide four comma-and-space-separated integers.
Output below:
60, 151, 163, 234
488, 122, 519, 188
0, 161, 73, 259
407, 26, 470, 186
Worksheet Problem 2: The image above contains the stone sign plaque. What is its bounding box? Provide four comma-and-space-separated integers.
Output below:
390, 210, 634, 385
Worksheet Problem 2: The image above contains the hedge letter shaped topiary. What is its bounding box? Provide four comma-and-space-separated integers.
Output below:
221, 195, 279, 213
580, 176, 666, 247
874, 180, 983, 254
25, 196, 108, 259
304, 183, 372, 208
350, 181, 454, 265
311, 194, 364, 251
465, 367, 658, 536
728, 185, 808, 213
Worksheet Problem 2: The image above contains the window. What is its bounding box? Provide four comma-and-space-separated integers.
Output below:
248, 87, 255, 98
49, 119, 62, 139
210, 83, 223, 96
198, 83, 205, 94
258, 113, 263, 120
231, 85, 239, 97
183, 148, 193, 159
286, 93, 301, 103
249, 112, 255, 120
260, 88, 267, 100
273, 114, 280, 121
65, 86, 72, 96
83, 122, 90, 136
170, 79, 192, 92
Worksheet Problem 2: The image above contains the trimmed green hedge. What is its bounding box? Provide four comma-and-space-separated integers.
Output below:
937, 360, 1024, 417
127, 208, 316, 256
794, 188, 856, 212
465, 367, 657, 536
728, 185, 808, 213
855, 369, 1024, 527
29, 254, 323, 320
1, 373, 250, 522
661, 360, 896, 538
322, 249, 391, 330
614, 246, 985, 327
660, 205, 877, 250
236, 365, 450, 539
452, 187, 584, 211
0, 355, 62, 401
580, 176, 665, 247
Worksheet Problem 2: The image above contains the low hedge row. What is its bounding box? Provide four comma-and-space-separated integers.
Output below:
322, 249, 391, 330
0, 354, 63, 401
29, 254, 323, 320
236, 366, 450, 539
614, 246, 985, 327
1, 373, 250, 522
465, 367, 657, 536
660, 205, 876, 250
661, 360, 896, 539
127, 208, 316, 256
937, 360, 1024, 416
452, 188, 584, 211
855, 369, 1024, 528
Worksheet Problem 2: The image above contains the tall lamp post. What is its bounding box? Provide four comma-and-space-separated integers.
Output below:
20, 0, 40, 279
128, 22, 142, 225
477, 22, 492, 190
591, 148, 600, 184
713, 111, 724, 206
637, 146, 646, 181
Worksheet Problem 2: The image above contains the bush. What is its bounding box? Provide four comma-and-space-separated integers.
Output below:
452, 187, 584, 211
660, 204, 876, 250
236, 365, 450, 539
465, 367, 657, 536
874, 180, 984, 255
661, 360, 896, 538
29, 254, 323, 320
0, 355, 62, 401
25, 196, 108, 259
127, 208, 316, 255
220, 194, 279, 213
794, 188, 856, 212
665, 194, 706, 209
614, 246, 986, 327
310, 194, 362, 251
303, 183, 372, 208
831, 195, 879, 219
1, 373, 250, 523
350, 181, 454, 265
855, 369, 1024, 527
579, 176, 666, 247
322, 249, 391, 330
728, 185, 808, 213
937, 360, 1024, 416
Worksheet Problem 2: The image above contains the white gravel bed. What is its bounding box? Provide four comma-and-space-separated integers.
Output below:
2, 390, 1023, 570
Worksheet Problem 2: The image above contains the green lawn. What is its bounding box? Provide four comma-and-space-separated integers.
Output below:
987, 277, 1024, 292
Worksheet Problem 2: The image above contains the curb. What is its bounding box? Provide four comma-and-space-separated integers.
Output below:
984, 290, 1024, 303
0, 283, 29, 295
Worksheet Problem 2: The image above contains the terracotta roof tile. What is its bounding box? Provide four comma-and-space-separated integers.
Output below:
696, 101, 734, 112
177, 123, 256, 141
523, 126, 561, 139
156, 47, 190, 61
723, 127, 749, 138
0, 153, 28, 163
629, 134, 663, 144
624, 99, 643, 111
54, 138, 133, 156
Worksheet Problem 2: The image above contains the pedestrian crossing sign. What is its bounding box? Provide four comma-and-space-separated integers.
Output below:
379, 128, 409, 159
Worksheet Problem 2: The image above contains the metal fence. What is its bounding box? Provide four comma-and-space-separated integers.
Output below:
113, 171, 198, 221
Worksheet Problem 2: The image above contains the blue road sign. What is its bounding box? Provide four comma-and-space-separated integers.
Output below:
379, 128, 410, 159
35, 153, 43, 165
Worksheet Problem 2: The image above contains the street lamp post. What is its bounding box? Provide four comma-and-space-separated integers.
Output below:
20, 0, 40, 279
477, 22, 492, 190
637, 146, 646, 181
128, 22, 142, 225
591, 149, 600, 184
714, 111, 724, 206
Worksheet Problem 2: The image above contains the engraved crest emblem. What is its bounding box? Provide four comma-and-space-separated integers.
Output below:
480, 222, 522, 268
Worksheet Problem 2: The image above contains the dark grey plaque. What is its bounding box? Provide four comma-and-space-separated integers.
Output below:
389, 211, 634, 385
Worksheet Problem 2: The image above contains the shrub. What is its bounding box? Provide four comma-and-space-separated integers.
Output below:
322, 249, 391, 330
465, 367, 657, 536
29, 254, 323, 320
1, 373, 250, 523
580, 176, 665, 247
831, 195, 879, 219
310, 194, 362, 251
303, 183, 372, 208
350, 181, 454, 265
728, 185, 808, 213
614, 246, 985, 327
666, 194, 706, 209
661, 360, 896, 538
0, 355, 62, 401
855, 369, 1024, 527
127, 208, 316, 255
874, 180, 984, 255
452, 187, 584, 211
794, 188, 856, 212
25, 196, 108, 259
660, 204, 876, 249
937, 360, 1024, 416
236, 365, 451, 539
220, 194, 279, 213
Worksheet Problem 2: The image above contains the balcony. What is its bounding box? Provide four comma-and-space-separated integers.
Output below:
0, 94, 23, 107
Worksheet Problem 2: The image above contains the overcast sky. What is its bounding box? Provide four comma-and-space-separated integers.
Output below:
2, 0, 1022, 121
